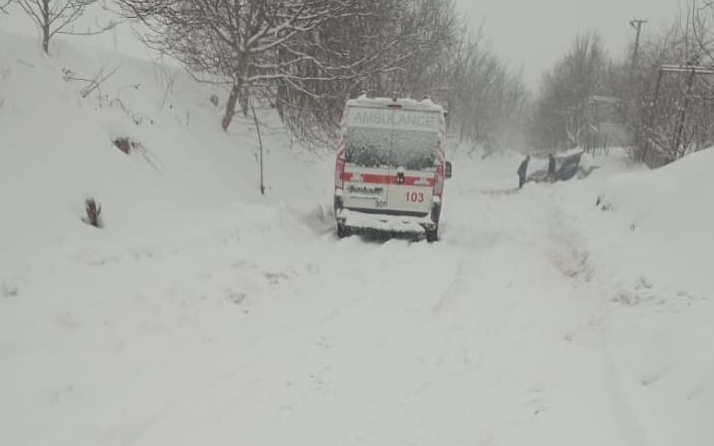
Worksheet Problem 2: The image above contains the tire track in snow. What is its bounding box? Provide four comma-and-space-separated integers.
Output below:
539, 188, 651, 446
437, 177, 647, 444
430, 250, 469, 314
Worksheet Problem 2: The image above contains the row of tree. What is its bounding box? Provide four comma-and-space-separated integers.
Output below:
3, 0, 528, 149
530, 0, 714, 163
115, 0, 529, 147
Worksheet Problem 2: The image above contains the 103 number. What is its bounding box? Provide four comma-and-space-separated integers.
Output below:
405, 191, 425, 203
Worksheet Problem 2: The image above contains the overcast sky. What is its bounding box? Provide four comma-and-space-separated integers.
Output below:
454, 0, 684, 90
0, 0, 685, 92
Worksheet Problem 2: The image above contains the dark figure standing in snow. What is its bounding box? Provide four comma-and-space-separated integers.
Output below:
547, 153, 556, 181
517, 155, 530, 189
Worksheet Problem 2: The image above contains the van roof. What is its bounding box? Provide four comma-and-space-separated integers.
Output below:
346, 95, 444, 113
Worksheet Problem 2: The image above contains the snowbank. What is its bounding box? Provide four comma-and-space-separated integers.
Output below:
596, 147, 714, 295
0, 30, 333, 263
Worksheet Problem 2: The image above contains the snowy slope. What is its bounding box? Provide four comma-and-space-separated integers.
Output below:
2, 29, 713, 446
595, 148, 714, 297
0, 30, 333, 261
519, 149, 714, 445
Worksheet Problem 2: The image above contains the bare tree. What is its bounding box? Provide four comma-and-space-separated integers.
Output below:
272, 0, 528, 149
117, 0, 468, 139
15, 0, 118, 54
275, 0, 462, 144
116, 0, 525, 150
446, 28, 529, 150
1, 1, 11, 13
530, 31, 608, 151
625, 5, 714, 164
118, 0, 375, 131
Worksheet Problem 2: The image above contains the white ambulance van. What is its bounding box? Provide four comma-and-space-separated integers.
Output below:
333, 95, 452, 241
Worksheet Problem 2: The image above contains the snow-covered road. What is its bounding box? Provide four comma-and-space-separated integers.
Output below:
1, 26, 712, 445
3, 149, 710, 446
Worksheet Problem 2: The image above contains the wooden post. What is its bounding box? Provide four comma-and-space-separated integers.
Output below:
630, 20, 647, 69
250, 102, 266, 195
673, 67, 696, 159
603, 133, 608, 154
643, 68, 665, 162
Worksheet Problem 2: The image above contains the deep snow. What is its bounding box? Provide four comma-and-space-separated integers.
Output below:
1, 29, 713, 446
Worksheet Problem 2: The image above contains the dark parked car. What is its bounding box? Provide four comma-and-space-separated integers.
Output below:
525, 150, 596, 183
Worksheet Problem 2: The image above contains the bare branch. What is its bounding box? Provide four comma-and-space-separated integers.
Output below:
113, 0, 484, 143
62, 62, 120, 98
18, 1, 45, 28
16, 0, 118, 54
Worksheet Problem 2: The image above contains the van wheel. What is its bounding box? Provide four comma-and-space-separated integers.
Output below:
425, 227, 438, 243
337, 224, 349, 238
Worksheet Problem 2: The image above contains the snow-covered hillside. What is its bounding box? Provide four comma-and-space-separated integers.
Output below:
0, 30, 333, 261
595, 148, 714, 297
2, 30, 713, 446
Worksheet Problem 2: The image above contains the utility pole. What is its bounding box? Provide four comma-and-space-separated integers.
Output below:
627, 19, 647, 158
674, 67, 697, 157
630, 19, 647, 68
644, 67, 664, 162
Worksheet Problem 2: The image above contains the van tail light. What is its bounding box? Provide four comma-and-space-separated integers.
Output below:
433, 163, 445, 196
335, 148, 345, 189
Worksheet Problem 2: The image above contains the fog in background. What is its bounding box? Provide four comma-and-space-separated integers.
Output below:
455, 0, 680, 88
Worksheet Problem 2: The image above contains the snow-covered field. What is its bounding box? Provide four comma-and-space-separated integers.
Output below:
1, 30, 713, 446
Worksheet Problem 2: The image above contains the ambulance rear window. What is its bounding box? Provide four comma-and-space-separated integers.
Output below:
391, 129, 438, 170
344, 127, 437, 170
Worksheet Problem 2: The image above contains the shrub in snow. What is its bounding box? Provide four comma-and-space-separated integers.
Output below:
595, 195, 613, 211
113, 137, 141, 155
82, 197, 103, 228
1, 283, 18, 298
111, 137, 161, 173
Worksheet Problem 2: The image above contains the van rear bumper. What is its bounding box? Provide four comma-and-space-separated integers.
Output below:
336, 208, 436, 234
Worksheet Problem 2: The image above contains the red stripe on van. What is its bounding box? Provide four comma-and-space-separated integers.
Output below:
344, 173, 436, 186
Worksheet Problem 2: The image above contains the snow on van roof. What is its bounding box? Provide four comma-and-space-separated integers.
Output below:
346, 95, 444, 113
